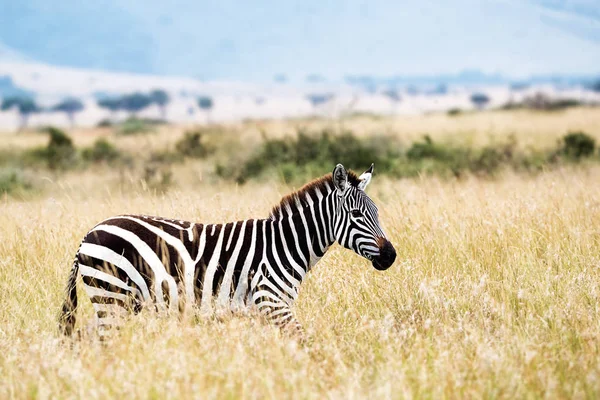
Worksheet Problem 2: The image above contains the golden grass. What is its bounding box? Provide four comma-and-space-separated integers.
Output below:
1, 111, 600, 398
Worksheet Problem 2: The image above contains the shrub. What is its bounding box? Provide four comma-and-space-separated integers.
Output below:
175, 130, 211, 158
97, 119, 113, 128
24, 127, 78, 170
142, 151, 178, 192
117, 117, 154, 135
0, 168, 32, 194
561, 131, 596, 159
230, 129, 398, 183
406, 136, 441, 160
519, 93, 582, 111
82, 138, 121, 163
47, 127, 73, 148
447, 108, 462, 116
402, 136, 466, 178
46, 127, 77, 169
470, 137, 517, 175
470, 146, 506, 174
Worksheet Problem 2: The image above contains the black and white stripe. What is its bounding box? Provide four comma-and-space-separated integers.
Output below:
59, 163, 396, 336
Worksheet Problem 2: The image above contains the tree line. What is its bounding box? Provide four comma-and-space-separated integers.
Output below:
0, 89, 215, 129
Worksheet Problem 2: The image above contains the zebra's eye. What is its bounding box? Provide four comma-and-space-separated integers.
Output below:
351, 209, 362, 218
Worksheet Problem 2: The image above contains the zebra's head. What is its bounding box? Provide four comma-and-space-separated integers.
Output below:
332, 163, 396, 271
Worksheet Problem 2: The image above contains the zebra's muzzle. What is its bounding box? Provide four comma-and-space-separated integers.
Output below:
372, 239, 396, 271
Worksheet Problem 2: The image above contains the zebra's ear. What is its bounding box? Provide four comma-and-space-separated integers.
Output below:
332, 163, 348, 193
358, 163, 374, 191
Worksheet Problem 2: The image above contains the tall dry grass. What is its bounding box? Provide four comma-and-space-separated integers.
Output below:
0, 162, 599, 398
1, 109, 600, 398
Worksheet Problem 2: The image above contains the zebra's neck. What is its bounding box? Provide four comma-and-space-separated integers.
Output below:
267, 178, 338, 275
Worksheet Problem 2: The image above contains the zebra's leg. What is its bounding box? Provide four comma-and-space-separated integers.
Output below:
92, 302, 128, 339
251, 268, 305, 340
83, 282, 141, 340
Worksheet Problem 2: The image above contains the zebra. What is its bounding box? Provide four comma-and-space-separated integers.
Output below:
59, 163, 396, 337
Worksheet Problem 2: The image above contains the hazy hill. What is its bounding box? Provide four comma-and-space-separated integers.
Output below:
0, 0, 599, 81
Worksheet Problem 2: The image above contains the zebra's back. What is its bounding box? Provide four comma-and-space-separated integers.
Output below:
76, 215, 263, 333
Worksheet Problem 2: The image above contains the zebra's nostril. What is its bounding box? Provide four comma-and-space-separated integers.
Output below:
372, 239, 396, 270
381, 240, 396, 263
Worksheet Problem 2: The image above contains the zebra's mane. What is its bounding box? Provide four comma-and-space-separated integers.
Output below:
269, 171, 360, 220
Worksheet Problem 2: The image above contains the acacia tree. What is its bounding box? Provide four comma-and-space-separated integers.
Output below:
306, 93, 334, 116
97, 97, 122, 120
306, 93, 334, 107
52, 97, 84, 126
382, 89, 401, 114
470, 93, 490, 110
197, 96, 214, 123
1, 96, 41, 130
150, 89, 170, 120
119, 93, 153, 117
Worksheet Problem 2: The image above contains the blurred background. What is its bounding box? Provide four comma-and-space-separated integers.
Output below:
0, 0, 599, 129
0, 0, 599, 193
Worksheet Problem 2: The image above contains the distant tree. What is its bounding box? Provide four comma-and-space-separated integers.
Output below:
432, 84, 448, 95
406, 85, 419, 96
382, 89, 401, 103
150, 89, 170, 119
52, 97, 84, 126
589, 80, 600, 93
306, 93, 334, 108
470, 93, 490, 110
119, 92, 153, 116
197, 96, 214, 123
97, 97, 122, 119
255, 96, 266, 106
1, 96, 41, 129
510, 82, 529, 91
382, 89, 402, 115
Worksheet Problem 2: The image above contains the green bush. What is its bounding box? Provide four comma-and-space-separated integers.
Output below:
233, 129, 399, 183
561, 131, 596, 160
47, 127, 73, 148
470, 137, 517, 175
117, 117, 154, 135
47, 127, 76, 169
224, 130, 537, 183
0, 168, 33, 194
82, 138, 121, 163
175, 130, 211, 158
97, 118, 113, 128
447, 108, 462, 116
23, 127, 78, 170
403, 135, 473, 176
142, 151, 179, 192
406, 136, 446, 160
502, 94, 582, 112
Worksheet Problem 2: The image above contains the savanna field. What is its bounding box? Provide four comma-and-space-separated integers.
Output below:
1, 108, 600, 398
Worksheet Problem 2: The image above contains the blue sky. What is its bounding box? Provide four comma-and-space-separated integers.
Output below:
0, 0, 598, 81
